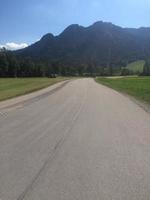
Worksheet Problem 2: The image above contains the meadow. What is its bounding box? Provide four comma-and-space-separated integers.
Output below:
0, 77, 68, 101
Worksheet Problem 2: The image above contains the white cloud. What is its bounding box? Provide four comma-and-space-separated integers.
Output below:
0, 42, 28, 50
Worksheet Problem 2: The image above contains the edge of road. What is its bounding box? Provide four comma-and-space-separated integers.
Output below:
0, 80, 71, 111
95, 78, 150, 114
2, 77, 149, 115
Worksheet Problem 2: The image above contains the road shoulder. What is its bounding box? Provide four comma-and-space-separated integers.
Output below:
95, 78, 150, 114
0, 80, 70, 111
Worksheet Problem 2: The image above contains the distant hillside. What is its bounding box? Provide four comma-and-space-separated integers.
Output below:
126, 60, 145, 73
16, 21, 150, 68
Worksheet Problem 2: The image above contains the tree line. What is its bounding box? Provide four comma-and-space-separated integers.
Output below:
0, 48, 48, 77
0, 48, 150, 77
0, 48, 116, 77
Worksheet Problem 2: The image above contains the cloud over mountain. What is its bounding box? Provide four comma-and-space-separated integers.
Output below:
0, 42, 28, 50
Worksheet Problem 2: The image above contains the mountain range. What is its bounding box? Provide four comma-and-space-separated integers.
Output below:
16, 21, 150, 67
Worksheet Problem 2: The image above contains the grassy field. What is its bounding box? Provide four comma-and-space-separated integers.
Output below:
126, 60, 145, 73
96, 76, 150, 104
0, 77, 68, 101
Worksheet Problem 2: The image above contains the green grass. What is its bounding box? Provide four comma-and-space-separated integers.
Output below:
126, 60, 145, 73
0, 77, 68, 101
96, 76, 150, 104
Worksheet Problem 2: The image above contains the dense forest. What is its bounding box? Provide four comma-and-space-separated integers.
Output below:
0, 47, 124, 77
1, 47, 150, 77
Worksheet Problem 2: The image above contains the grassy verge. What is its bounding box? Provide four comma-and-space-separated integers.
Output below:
96, 76, 150, 104
0, 77, 69, 101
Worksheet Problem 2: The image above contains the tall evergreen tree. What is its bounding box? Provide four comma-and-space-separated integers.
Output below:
143, 59, 150, 75
0, 49, 8, 77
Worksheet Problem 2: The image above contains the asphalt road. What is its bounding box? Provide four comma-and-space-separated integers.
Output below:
0, 78, 150, 200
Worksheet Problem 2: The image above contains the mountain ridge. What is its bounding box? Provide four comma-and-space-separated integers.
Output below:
16, 21, 150, 67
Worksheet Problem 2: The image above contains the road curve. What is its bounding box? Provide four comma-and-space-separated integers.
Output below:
0, 78, 150, 200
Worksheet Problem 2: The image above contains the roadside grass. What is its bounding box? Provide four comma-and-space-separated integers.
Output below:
96, 76, 150, 104
126, 60, 145, 73
0, 77, 68, 101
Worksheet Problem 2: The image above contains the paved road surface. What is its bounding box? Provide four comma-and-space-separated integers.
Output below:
0, 78, 150, 200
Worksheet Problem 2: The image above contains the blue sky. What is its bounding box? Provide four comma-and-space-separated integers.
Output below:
0, 0, 150, 49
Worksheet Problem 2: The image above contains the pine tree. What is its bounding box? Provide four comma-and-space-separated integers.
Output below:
143, 59, 150, 76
